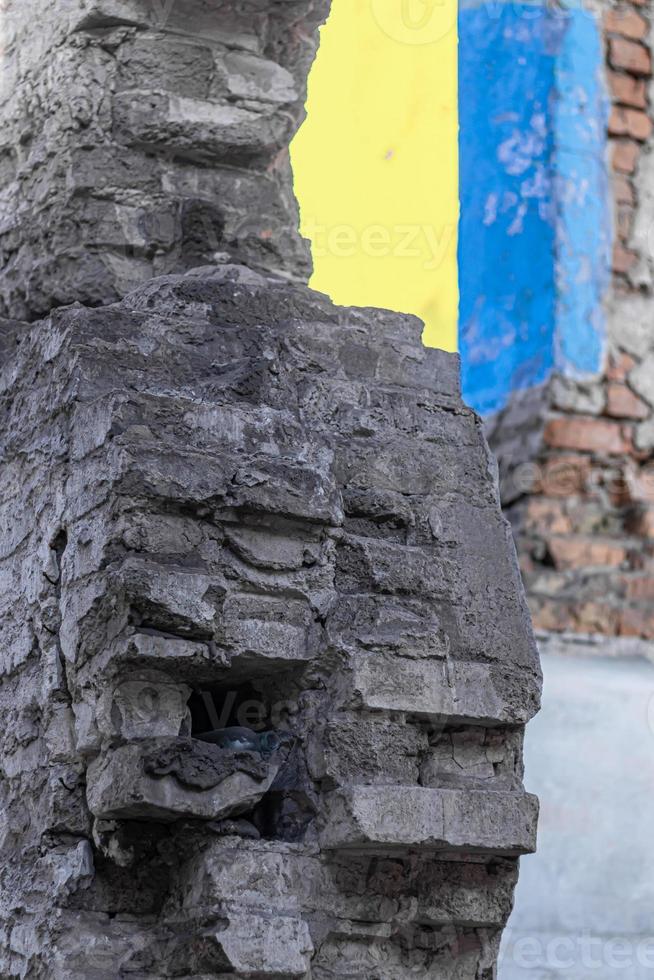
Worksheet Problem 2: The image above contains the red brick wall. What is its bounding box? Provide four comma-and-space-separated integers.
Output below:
498, 2, 654, 641
607, 3, 653, 277
515, 356, 654, 637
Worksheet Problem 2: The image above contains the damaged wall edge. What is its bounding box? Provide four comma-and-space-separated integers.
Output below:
0, 2, 542, 977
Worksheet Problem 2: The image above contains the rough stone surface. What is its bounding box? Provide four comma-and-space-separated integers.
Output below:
0, 266, 540, 978
87, 738, 279, 821
0, 0, 331, 320
0, 0, 542, 972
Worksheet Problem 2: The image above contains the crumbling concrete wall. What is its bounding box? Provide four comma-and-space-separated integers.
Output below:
0, 266, 540, 978
0, 0, 330, 320
0, 1, 542, 975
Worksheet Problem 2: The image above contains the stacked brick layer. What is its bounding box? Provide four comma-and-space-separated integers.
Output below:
0, 268, 540, 978
490, 361, 654, 639
0, 0, 330, 320
489, 2, 654, 643
607, 0, 652, 278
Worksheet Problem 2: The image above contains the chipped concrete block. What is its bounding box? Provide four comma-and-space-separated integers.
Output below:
177, 843, 302, 913
318, 719, 426, 785
350, 653, 538, 725
350, 652, 455, 716
86, 738, 279, 822
222, 52, 298, 104
0, 267, 540, 978
211, 911, 314, 977
96, 673, 191, 742
321, 786, 538, 855
113, 91, 288, 161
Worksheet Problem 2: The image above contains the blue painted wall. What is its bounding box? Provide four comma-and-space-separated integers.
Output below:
554, 11, 611, 377
458, 2, 610, 417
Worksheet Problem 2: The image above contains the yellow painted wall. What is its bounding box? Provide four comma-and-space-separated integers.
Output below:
291, 0, 459, 352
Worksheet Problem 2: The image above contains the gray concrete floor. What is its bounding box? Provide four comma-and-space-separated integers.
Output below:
500, 652, 654, 978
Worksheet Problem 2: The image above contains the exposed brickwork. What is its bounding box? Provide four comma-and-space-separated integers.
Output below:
492, 387, 654, 638
488, 4, 654, 646
606, 382, 650, 418
607, 35, 652, 75
609, 105, 653, 139
613, 137, 642, 173
544, 416, 633, 455
606, 2, 653, 280
605, 8, 649, 40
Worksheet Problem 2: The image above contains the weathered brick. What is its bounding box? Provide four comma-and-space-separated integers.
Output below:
613, 242, 639, 273
616, 204, 635, 241
612, 139, 641, 173
607, 351, 637, 381
608, 38, 652, 76
604, 8, 649, 41
602, 463, 637, 506
561, 497, 625, 534
575, 601, 621, 635
530, 598, 620, 635
519, 552, 535, 576
546, 536, 627, 571
626, 507, 654, 539
523, 499, 572, 536
619, 607, 654, 639
625, 466, 654, 503
0, 1, 323, 320
608, 70, 647, 108
613, 175, 636, 207
537, 455, 592, 497
624, 576, 654, 601
606, 382, 650, 419
544, 417, 632, 455
528, 598, 570, 633
610, 107, 653, 141
0, 0, 547, 975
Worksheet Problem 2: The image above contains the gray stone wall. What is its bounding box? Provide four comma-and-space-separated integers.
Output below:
0, 0, 330, 320
0, 266, 540, 978
0, 1, 543, 974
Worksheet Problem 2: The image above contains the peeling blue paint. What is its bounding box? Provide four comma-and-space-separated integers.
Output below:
458, 2, 609, 417
554, 9, 611, 377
